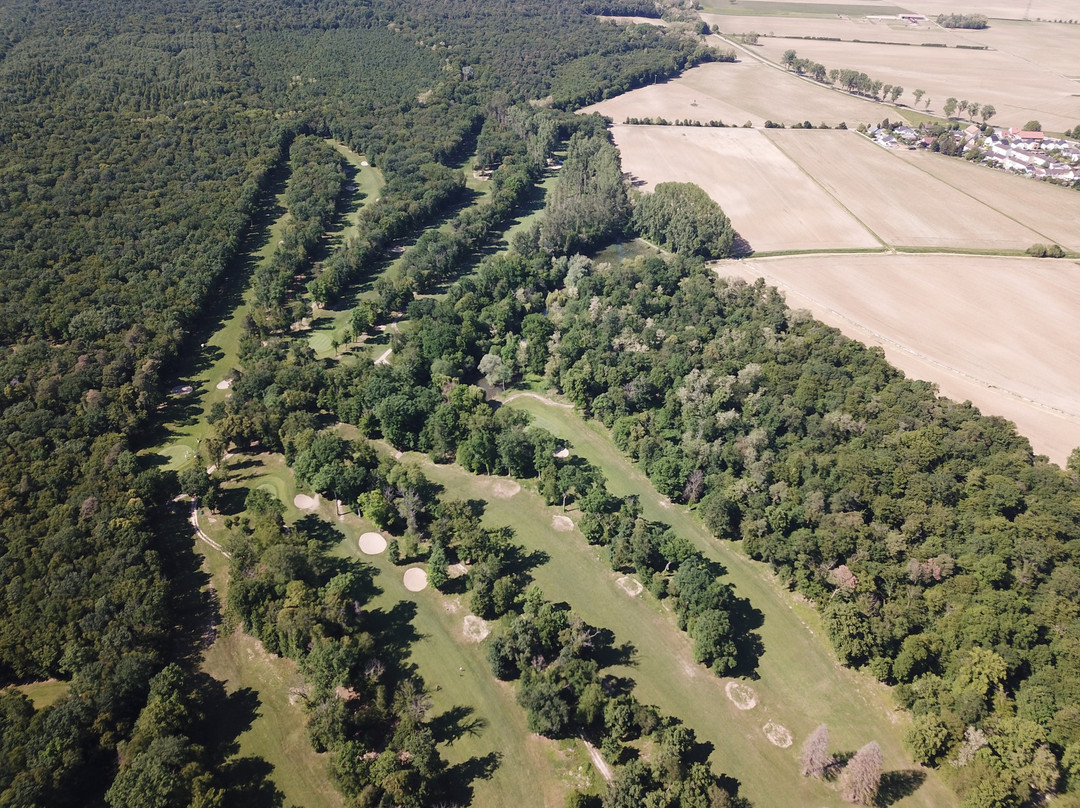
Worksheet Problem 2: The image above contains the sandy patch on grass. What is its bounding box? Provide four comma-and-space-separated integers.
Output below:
216, 379, 232, 390
553, 447, 570, 459
358, 532, 387, 555
403, 567, 428, 592
491, 479, 521, 499
616, 576, 644, 597
763, 722, 793, 748
448, 562, 468, 578
293, 494, 319, 510
726, 681, 759, 710
463, 615, 491, 642
552, 514, 574, 532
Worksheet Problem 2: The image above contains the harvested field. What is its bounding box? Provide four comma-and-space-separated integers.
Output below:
957, 19, 1080, 81
706, 11, 958, 43
893, 148, 1080, 251
904, 0, 1080, 21
581, 60, 889, 127
716, 253, 1080, 465
609, 126, 880, 252
764, 129, 1044, 248
753, 35, 1080, 131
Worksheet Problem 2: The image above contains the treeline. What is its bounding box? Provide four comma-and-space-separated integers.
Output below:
581, 0, 661, 17
937, 13, 989, 29
782, 49, 904, 102
252, 135, 346, 332
624, 116, 730, 126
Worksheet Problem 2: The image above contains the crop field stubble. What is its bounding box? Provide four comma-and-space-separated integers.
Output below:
610, 124, 881, 252
749, 34, 1080, 131
716, 253, 1080, 465
580, 59, 892, 127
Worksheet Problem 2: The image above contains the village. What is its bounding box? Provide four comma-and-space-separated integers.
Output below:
869, 120, 1080, 184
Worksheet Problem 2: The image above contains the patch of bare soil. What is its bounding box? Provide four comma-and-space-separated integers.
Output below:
552, 514, 574, 532
463, 615, 491, 643
616, 576, 644, 597
763, 721, 793, 748
726, 681, 759, 710
491, 479, 521, 499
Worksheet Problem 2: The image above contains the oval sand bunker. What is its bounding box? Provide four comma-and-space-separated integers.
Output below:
358, 532, 387, 555
403, 567, 428, 592
552, 514, 574, 532
294, 494, 320, 510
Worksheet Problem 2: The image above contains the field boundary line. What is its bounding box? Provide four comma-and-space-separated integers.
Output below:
761, 130, 888, 249
893, 151, 1062, 247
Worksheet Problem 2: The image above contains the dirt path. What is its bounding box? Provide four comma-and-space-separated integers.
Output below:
190, 503, 231, 558
582, 736, 613, 782
502, 391, 573, 409
374, 348, 392, 365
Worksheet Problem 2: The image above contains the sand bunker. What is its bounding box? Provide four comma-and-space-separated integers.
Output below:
216, 378, 232, 390
763, 722, 793, 748
358, 532, 387, 555
616, 576, 644, 597
293, 493, 319, 510
726, 681, 759, 710
552, 514, 574, 532
403, 568, 428, 592
360, 160, 369, 167
463, 615, 491, 642
491, 479, 521, 499
553, 447, 570, 459
170, 384, 194, 396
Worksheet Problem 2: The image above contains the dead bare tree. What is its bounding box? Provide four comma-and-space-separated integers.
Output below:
800, 724, 834, 778
839, 741, 883, 804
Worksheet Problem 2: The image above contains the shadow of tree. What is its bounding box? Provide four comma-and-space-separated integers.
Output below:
430, 704, 487, 746
875, 769, 926, 807
438, 751, 502, 807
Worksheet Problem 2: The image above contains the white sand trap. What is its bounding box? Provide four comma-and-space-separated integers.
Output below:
616, 576, 644, 597
216, 378, 232, 390
726, 681, 759, 710
403, 567, 428, 592
491, 479, 520, 499
359, 532, 388, 554
360, 160, 369, 167
553, 447, 570, 459
170, 384, 194, 396
763, 722, 793, 748
463, 615, 491, 642
552, 514, 574, 532
293, 493, 320, 510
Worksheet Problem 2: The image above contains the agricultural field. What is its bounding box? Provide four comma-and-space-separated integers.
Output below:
610, 125, 881, 252
892, 147, 1080, 251
750, 35, 1080, 131
705, 10, 961, 42
904, 0, 1080, 20
610, 124, 1064, 253
716, 253, 1080, 465
581, 60, 891, 127
764, 128, 1045, 248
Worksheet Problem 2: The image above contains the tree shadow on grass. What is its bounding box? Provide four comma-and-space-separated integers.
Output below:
366, 599, 423, 676
430, 704, 487, 746
875, 769, 926, 807
438, 751, 502, 807
591, 627, 636, 670
219, 756, 287, 808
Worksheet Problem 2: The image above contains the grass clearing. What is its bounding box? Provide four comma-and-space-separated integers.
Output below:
11, 679, 71, 709
716, 252, 1080, 465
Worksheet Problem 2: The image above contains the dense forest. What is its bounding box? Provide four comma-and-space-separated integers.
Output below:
4, 0, 1078, 806
0, 0, 714, 804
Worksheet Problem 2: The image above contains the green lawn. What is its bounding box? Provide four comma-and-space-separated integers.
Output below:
472, 393, 958, 808
199, 546, 344, 808
11, 679, 71, 709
